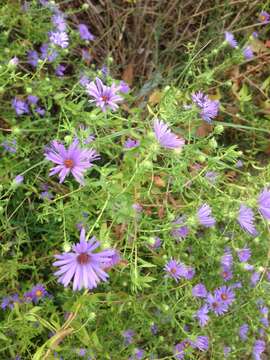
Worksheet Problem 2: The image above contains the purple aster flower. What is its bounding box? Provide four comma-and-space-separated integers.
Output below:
101, 249, 121, 269
253, 339, 265, 360
118, 81, 130, 94
134, 348, 144, 360
250, 271, 260, 287
237, 248, 251, 262
101, 65, 108, 76
221, 248, 233, 268
9, 56, 19, 67
78, 348, 87, 357
224, 31, 238, 48
35, 107, 46, 116
1, 139, 17, 153
52, 13, 66, 31
221, 266, 233, 281
231, 281, 242, 288
205, 171, 217, 183
192, 283, 208, 298
252, 31, 259, 38
195, 304, 209, 327
150, 323, 158, 335
164, 259, 187, 282
153, 119, 185, 149
197, 204, 215, 228
237, 205, 258, 236
259, 11, 270, 24
192, 91, 219, 123
40, 43, 58, 62
80, 75, 90, 87
1, 294, 20, 310
184, 266, 195, 280
260, 317, 269, 328
86, 78, 123, 112
45, 139, 100, 184
174, 340, 191, 360
132, 203, 143, 213
258, 188, 270, 220
53, 228, 115, 291
259, 305, 268, 316
29, 284, 48, 303
224, 347, 231, 358
215, 286, 235, 307
243, 263, 254, 271
207, 293, 229, 315
122, 329, 135, 345
12, 98, 29, 115
149, 237, 162, 250
27, 95, 39, 105
239, 323, 249, 341
49, 31, 69, 48
124, 138, 140, 149
193, 336, 209, 351
236, 160, 243, 168
243, 46, 254, 60
81, 49, 92, 62
78, 24, 95, 41
27, 50, 39, 67
55, 64, 66, 77
171, 226, 189, 241
14, 175, 24, 184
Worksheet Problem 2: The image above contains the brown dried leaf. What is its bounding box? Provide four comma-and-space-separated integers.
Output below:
158, 207, 165, 219
153, 176, 166, 188
148, 90, 162, 106
195, 123, 213, 137
122, 63, 134, 86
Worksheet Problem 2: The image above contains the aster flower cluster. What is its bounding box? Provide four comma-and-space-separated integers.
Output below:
12, 96, 45, 117
191, 91, 220, 123
224, 31, 254, 59
1, 284, 48, 311
174, 335, 209, 359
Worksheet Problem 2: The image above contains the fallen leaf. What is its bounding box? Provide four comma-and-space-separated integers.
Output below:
153, 176, 166, 188
122, 63, 134, 86
196, 123, 213, 137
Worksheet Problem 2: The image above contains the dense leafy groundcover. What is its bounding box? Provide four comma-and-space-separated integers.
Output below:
1, 1, 270, 359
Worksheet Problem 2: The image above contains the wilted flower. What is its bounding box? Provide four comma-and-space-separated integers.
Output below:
221, 248, 233, 268
53, 228, 115, 291
237, 205, 258, 236
205, 171, 217, 183
224, 347, 231, 358
45, 139, 100, 184
82, 49, 92, 62
258, 188, 270, 220
149, 237, 162, 250
192, 91, 219, 123
124, 138, 140, 149
49, 31, 69, 48
78, 24, 95, 41
86, 78, 123, 112
197, 204, 216, 228
153, 119, 185, 149
224, 31, 238, 48
243, 46, 254, 60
